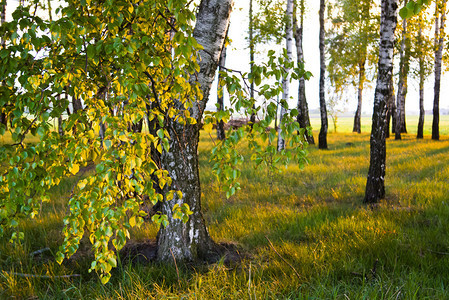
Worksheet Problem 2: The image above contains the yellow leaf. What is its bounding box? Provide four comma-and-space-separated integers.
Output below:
129, 216, 136, 227
203, 123, 213, 132
70, 164, 80, 175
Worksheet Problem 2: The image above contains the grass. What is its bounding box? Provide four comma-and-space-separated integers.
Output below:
1, 116, 449, 299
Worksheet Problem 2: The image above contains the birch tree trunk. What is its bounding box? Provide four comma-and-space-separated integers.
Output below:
318, 0, 328, 149
294, 0, 314, 145
395, 15, 407, 140
157, 0, 233, 263
364, 0, 398, 204
386, 77, 395, 138
417, 19, 425, 139
353, 60, 366, 134
249, 0, 256, 125
277, 0, 294, 151
432, 0, 446, 141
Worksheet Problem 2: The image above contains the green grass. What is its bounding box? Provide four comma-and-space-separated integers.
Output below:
1, 116, 449, 299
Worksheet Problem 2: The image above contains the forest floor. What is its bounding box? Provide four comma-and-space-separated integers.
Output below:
1, 116, 449, 299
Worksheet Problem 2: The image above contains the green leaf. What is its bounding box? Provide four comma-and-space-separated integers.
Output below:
399, 7, 409, 19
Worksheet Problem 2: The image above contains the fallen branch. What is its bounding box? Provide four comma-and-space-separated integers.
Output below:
3, 271, 81, 279
265, 236, 301, 281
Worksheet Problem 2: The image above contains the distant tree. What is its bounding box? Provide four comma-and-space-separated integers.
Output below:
409, 10, 433, 139
294, 0, 314, 144
432, 0, 446, 140
364, 0, 398, 203
318, 0, 328, 149
395, 0, 411, 140
327, 0, 379, 134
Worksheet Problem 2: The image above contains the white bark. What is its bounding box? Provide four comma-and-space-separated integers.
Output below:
364, 0, 398, 203
318, 0, 328, 149
157, 0, 233, 262
191, 0, 233, 121
432, 0, 446, 140
395, 16, 406, 140
277, 0, 294, 151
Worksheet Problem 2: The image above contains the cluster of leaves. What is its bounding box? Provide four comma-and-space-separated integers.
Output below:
252, 0, 287, 45
400, 0, 432, 19
0, 0, 198, 283
206, 49, 310, 197
326, 0, 379, 97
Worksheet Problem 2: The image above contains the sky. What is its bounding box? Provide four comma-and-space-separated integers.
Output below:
5, 0, 449, 115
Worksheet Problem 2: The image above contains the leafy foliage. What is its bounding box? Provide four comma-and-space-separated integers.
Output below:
0, 0, 311, 283
206, 49, 310, 198
326, 0, 379, 96
400, 0, 432, 19
0, 0, 200, 283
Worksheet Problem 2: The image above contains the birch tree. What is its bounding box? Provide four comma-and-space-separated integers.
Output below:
364, 0, 398, 203
0, 0, 310, 283
277, 0, 294, 151
0, 0, 233, 282
294, 0, 314, 144
156, 0, 233, 263
432, 0, 446, 140
395, 3, 411, 140
318, 0, 328, 149
327, 0, 379, 134
410, 10, 433, 139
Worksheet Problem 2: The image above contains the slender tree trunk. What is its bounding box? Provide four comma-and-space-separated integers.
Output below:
417, 19, 425, 139
395, 13, 407, 140
216, 29, 228, 141
72, 97, 83, 113
318, 0, 328, 149
364, 0, 398, 204
401, 19, 411, 134
294, 0, 314, 144
433, 0, 446, 141
249, 0, 256, 125
277, 0, 294, 151
353, 60, 366, 134
385, 77, 395, 138
157, 0, 232, 263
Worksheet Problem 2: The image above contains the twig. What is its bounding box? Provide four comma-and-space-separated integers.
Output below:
265, 236, 301, 281
169, 248, 181, 287
158, 11, 178, 33
427, 249, 449, 255
3, 271, 80, 279
29, 247, 51, 257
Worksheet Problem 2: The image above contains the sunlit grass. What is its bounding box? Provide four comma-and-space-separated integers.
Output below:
0, 116, 449, 298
